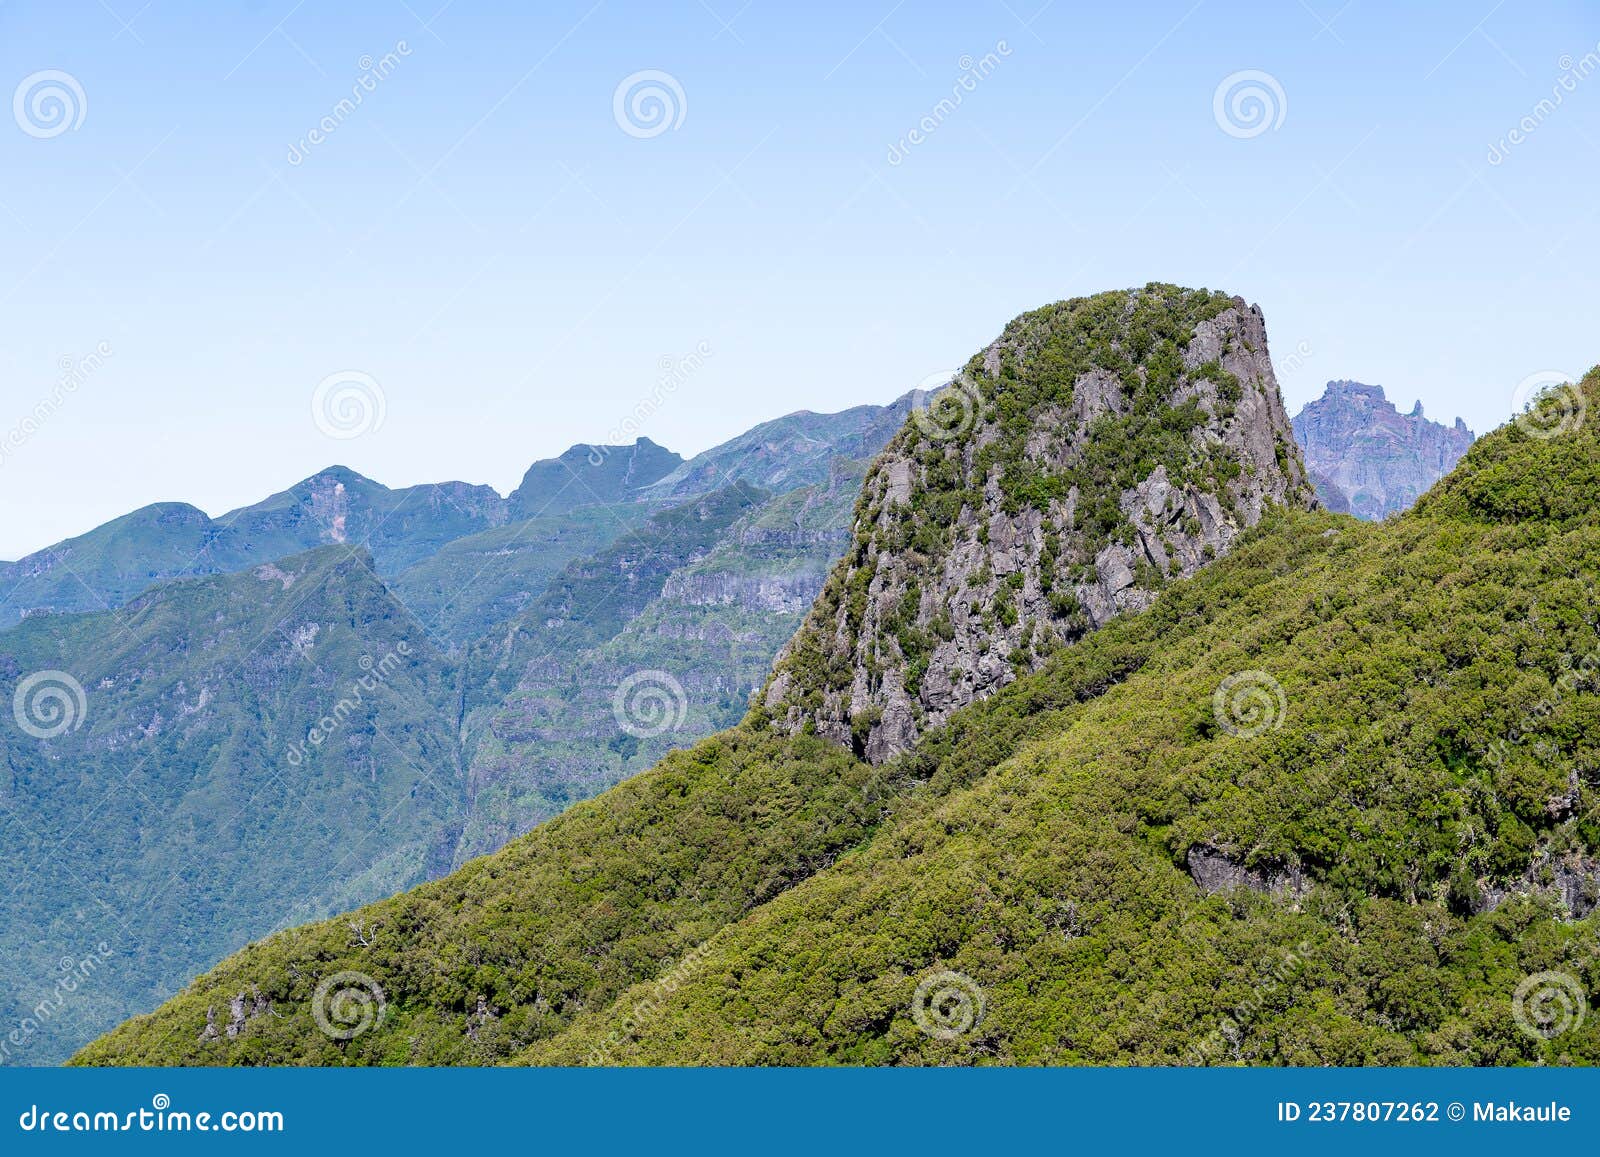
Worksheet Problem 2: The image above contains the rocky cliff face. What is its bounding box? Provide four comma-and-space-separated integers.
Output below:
1291, 381, 1474, 519
760, 285, 1317, 762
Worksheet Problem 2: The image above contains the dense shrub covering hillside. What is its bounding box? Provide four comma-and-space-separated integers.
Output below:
519, 375, 1600, 1065
79, 374, 1600, 1068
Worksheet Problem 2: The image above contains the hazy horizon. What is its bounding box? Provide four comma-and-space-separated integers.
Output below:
3, 0, 1597, 557
0, 369, 1486, 560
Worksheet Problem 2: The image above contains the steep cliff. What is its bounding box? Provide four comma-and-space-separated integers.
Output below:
759, 285, 1317, 761
78, 367, 1600, 1069
1291, 381, 1475, 519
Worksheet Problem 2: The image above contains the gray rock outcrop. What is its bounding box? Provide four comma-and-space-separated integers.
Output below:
1291, 381, 1474, 519
762, 286, 1318, 762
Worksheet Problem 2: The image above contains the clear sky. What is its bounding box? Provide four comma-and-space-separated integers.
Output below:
1, 0, 1597, 558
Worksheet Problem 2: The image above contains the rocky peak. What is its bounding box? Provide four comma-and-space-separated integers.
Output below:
757, 284, 1316, 763
1291, 380, 1475, 520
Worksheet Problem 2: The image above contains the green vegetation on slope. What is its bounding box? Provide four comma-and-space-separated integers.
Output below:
7, 402, 919, 1064
453, 483, 769, 857
73, 730, 873, 1064
761, 284, 1313, 760
80, 372, 1600, 1067
389, 504, 656, 646
1, 547, 464, 1065
519, 375, 1600, 1065
449, 465, 869, 862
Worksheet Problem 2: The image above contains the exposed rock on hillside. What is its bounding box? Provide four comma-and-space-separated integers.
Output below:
1291, 381, 1474, 519
761, 285, 1317, 762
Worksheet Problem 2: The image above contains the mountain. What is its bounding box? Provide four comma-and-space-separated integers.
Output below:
78, 358, 1600, 1069
387, 505, 657, 646
452, 461, 870, 861
764, 285, 1315, 761
507, 438, 682, 519
453, 482, 769, 857
1291, 381, 1475, 519
3, 396, 917, 1064
1, 547, 464, 1066
0, 468, 508, 627
636, 396, 921, 502
99, 286, 1600, 1071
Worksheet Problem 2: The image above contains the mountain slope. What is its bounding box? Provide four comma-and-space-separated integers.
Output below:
763, 285, 1315, 762
2, 547, 464, 1065
77, 285, 1356, 1068
507, 438, 682, 520
387, 505, 657, 646
7, 396, 939, 1064
452, 462, 871, 862
519, 371, 1599, 1066
454, 483, 769, 859
0, 468, 509, 626
82, 360, 1600, 1065
1292, 381, 1475, 518
636, 395, 921, 503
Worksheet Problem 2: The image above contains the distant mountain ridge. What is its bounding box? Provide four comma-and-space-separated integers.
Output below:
0, 448, 679, 628
77, 299, 1600, 1070
0, 391, 918, 1064
1291, 380, 1475, 519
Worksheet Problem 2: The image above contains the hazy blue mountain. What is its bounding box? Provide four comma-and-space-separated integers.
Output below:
507, 438, 682, 519
0, 468, 508, 627
0, 546, 463, 1066
387, 505, 657, 647
454, 464, 867, 860
1291, 381, 1475, 518
1, 392, 920, 1063
637, 394, 922, 502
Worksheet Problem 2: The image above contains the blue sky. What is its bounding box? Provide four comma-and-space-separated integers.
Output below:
1, 0, 1597, 557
